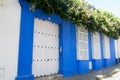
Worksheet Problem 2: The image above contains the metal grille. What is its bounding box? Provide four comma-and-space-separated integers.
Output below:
77, 26, 89, 60
118, 39, 120, 58
92, 33, 101, 59
32, 18, 59, 77
115, 38, 120, 58
104, 35, 110, 59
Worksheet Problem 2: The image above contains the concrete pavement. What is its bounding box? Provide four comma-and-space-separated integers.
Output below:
63, 64, 120, 80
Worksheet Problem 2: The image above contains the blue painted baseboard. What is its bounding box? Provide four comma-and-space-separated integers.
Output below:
92, 59, 103, 70
110, 58, 116, 65
116, 58, 120, 64
16, 75, 34, 80
119, 58, 120, 63
104, 59, 111, 67
116, 58, 119, 64
77, 60, 90, 74
62, 68, 77, 77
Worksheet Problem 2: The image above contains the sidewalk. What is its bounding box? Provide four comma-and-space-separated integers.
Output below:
63, 64, 120, 80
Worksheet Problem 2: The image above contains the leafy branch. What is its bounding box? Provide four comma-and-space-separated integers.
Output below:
26, 0, 120, 39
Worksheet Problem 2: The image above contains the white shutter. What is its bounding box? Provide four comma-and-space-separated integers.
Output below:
115, 38, 120, 58
115, 40, 118, 58
92, 33, 101, 59
104, 35, 110, 59
118, 38, 120, 58
77, 26, 89, 60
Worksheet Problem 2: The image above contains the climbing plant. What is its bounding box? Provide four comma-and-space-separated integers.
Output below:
26, 0, 120, 39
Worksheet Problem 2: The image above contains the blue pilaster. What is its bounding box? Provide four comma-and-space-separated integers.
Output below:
88, 32, 93, 70
109, 38, 116, 65
16, 1, 34, 80
100, 33, 104, 67
88, 32, 92, 62
59, 21, 77, 77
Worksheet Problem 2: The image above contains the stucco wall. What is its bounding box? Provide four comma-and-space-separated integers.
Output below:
0, 0, 21, 80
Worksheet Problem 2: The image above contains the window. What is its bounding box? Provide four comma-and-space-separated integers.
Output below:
115, 38, 120, 58
103, 35, 110, 59
77, 26, 89, 60
92, 33, 101, 59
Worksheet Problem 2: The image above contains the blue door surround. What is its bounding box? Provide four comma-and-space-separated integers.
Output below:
59, 21, 77, 77
109, 38, 116, 65
16, 1, 77, 80
16, 1, 117, 80
16, 1, 34, 80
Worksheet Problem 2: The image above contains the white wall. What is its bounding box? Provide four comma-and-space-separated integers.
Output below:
0, 0, 21, 80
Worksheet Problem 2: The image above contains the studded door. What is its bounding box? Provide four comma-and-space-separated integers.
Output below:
32, 18, 59, 77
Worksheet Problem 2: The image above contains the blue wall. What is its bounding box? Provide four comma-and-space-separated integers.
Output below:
92, 59, 103, 70
100, 33, 104, 67
77, 60, 90, 74
109, 38, 116, 65
59, 21, 77, 77
17, 1, 117, 79
17, 1, 77, 79
16, 1, 34, 80
88, 32, 93, 62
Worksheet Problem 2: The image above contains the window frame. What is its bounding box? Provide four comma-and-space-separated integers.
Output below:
76, 26, 89, 60
103, 35, 110, 59
92, 33, 101, 59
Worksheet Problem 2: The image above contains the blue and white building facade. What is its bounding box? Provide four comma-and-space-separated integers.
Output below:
0, 0, 119, 80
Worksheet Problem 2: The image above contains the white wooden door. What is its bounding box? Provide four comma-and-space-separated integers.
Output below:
32, 18, 59, 77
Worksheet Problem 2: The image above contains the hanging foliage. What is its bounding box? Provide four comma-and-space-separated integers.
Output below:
26, 0, 120, 39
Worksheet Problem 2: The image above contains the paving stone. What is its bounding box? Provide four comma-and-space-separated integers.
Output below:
94, 75, 104, 80
63, 64, 120, 80
35, 74, 63, 80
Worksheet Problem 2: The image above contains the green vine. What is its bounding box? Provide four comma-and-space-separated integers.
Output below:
26, 0, 120, 39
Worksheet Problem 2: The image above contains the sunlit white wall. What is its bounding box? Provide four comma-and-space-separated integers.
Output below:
0, 0, 21, 80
